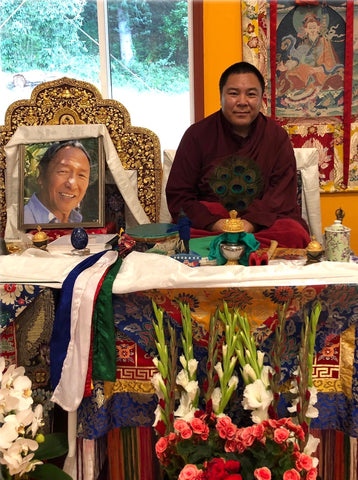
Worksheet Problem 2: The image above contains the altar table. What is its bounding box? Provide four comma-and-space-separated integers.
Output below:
1, 250, 358, 480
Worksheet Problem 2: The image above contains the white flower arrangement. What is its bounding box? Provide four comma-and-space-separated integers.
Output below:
0, 358, 70, 480
0, 357, 44, 477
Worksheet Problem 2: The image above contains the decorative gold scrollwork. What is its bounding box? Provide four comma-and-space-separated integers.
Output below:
0, 77, 162, 235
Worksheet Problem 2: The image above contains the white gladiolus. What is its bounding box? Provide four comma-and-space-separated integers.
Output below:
176, 369, 189, 389
179, 355, 187, 369
242, 379, 273, 412
152, 404, 163, 427
214, 362, 224, 380
229, 356, 237, 370
287, 398, 298, 414
257, 350, 265, 368
251, 406, 270, 424
211, 387, 222, 413
242, 363, 258, 384
222, 344, 228, 359
151, 372, 166, 398
184, 380, 199, 401
260, 365, 274, 388
187, 358, 198, 377
306, 386, 319, 418
304, 434, 320, 467
174, 391, 196, 421
228, 375, 239, 390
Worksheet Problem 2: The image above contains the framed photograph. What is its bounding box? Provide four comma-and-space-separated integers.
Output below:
18, 136, 105, 230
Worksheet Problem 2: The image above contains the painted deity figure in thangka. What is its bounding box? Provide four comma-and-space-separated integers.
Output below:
275, 5, 346, 116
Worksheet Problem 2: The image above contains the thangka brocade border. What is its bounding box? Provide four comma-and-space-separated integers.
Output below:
241, 0, 358, 192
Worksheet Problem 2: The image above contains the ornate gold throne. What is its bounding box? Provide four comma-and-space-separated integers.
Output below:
0, 77, 162, 238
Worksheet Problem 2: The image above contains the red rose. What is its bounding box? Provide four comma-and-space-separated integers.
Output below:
216, 416, 237, 440
190, 417, 209, 440
174, 419, 193, 440
283, 469, 301, 480
178, 464, 202, 480
295, 453, 313, 471
273, 427, 290, 444
224, 459, 241, 473
155, 436, 169, 455
254, 466, 271, 479
206, 458, 226, 477
306, 467, 318, 480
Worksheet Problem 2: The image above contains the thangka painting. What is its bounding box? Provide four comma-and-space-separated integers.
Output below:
241, 0, 358, 192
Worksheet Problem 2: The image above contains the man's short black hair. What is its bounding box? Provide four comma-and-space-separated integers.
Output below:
38, 140, 91, 176
219, 61, 265, 95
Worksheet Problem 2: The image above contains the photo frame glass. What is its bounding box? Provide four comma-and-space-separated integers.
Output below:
19, 136, 105, 230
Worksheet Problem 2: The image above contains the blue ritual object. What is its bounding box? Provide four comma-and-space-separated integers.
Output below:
71, 227, 89, 250
167, 208, 192, 253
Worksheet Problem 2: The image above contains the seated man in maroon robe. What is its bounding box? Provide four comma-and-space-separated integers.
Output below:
165, 61, 311, 248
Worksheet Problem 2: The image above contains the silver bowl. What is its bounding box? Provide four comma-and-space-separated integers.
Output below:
220, 242, 245, 265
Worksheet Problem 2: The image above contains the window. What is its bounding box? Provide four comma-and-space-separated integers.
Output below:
0, 0, 190, 151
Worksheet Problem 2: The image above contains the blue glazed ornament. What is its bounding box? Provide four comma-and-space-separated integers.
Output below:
71, 227, 88, 250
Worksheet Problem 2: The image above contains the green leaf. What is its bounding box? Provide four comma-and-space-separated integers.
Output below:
30, 462, 72, 480
34, 433, 68, 460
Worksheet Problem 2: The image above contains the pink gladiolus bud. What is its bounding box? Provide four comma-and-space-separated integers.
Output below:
206, 398, 213, 414
155, 420, 167, 436
301, 421, 309, 435
306, 390, 311, 400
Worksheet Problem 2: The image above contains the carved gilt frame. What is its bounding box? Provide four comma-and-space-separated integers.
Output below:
0, 77, 162, 236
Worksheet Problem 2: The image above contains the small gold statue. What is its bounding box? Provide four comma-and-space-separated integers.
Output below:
32, 226, 49, 250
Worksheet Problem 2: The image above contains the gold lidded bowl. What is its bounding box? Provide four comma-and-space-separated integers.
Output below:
32, 226, 49, 250
220, 210, 245, 265
222, 210, 244, 233
306, 235, 324, 263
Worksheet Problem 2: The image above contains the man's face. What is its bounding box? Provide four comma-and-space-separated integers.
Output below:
220, 72, 263, 137
39, 146, 90, 222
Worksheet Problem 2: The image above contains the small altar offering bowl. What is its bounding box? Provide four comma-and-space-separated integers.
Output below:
220, 242, 245, 265
32, 226, 49, 250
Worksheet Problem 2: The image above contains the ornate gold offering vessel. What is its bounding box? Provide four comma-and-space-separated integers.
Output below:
219, 210, 245, 265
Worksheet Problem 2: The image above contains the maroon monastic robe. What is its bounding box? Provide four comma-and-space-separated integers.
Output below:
166, 110, 310, 248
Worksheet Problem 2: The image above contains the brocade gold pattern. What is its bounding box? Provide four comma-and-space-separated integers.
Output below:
0, 77, 162, 235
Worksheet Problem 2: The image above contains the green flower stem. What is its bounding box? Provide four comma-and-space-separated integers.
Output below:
216, 302, 241, 413
297, 302, 321, 447
234, 312, 262, 383
268, 302, 289, 416
152, 301, 178, 433
204, 311, 219, 404
179, 302, 195, 364
179, 301, 199, 407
